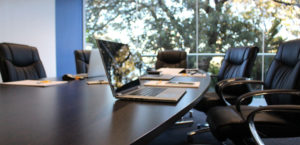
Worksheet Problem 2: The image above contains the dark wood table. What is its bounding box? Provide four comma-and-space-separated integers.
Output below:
0, 75, 210, 145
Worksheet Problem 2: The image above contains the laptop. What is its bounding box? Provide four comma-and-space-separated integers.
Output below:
87, 49, 106, 77
96, 39, 186, 103
75, 49, 106, 78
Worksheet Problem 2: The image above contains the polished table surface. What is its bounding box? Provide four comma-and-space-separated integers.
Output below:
0, 75, 210, 145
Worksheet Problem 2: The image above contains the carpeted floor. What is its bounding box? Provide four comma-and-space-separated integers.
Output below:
147, 109, 233, 145
147, 109, 300, 145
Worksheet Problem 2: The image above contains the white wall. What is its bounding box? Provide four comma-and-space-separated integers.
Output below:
0, 0, 56, 77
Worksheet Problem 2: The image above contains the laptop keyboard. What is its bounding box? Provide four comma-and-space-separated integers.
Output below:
130, 87, 166, 96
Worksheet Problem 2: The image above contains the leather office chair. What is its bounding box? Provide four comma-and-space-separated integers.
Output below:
206, 39, 300, 145
195, 46, 259, 112
0, 43, 46, 82
155, 50, 189, 124
155, 50, 187, 69
187, 46, 258, 141
74, 50, 91, 74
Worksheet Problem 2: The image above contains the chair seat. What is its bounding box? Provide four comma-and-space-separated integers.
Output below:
194, 92, 239, 112
206, 105, 300, 141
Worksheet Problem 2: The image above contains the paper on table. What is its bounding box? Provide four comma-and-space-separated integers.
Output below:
1, 80, 67, 87
175, 73, 207, 77
86, 80, 109, 85
144, 80, 200, 88
156, 68, 185, 75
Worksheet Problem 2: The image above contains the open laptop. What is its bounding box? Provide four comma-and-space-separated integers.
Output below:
87, 49, 106, 77
75, 49, 106, 78
96, 39, 186, 103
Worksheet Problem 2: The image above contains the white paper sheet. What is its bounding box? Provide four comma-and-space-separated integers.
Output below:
1, 80, 67, 87
144, 80, 200, 88
157, 68, 185, 75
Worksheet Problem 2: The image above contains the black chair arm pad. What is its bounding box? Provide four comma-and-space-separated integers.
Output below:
215, 77, 250, 93
236, 89, 300, 116
217, 79, 264, 106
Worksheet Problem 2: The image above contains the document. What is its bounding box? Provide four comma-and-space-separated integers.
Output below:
144, 80, 200, 88
175, 73, 207, 77
1, 80, 67, 87
157, 68, 185, 75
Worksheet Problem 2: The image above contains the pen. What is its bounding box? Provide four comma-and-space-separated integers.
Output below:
166, 81, 178, 84
178, 82, 194, 84
37, 80, 51, 84
156, 80, 162, 84
167, 81, 194, 85
190, 72, 197, 75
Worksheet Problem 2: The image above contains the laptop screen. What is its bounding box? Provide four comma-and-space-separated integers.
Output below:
96, 39, 145, 92
87, 49, 106, 77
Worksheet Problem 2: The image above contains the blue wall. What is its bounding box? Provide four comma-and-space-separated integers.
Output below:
56, 0, 83, 77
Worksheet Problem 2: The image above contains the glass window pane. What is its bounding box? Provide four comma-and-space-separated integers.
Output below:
85, 1, 138, 49
85, 0, 299, 81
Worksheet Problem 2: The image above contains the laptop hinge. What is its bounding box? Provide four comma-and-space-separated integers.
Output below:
117, 86, 140, 95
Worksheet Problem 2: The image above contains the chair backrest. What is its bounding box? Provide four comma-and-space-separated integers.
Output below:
217, 46, 259, 97
74, 50, 91, 74
0, 43, 46, 82
264, 39, 300, 105
155, 50, 187, 69
218, 46, 259, 81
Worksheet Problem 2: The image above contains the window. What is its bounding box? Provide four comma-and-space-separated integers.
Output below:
85, 0, 300, 80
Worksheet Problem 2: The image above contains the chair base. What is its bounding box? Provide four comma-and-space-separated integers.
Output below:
175, 110, 194, 126
175, 119, 194, 126
187, 126, 210, 143
187, 124, 231, 145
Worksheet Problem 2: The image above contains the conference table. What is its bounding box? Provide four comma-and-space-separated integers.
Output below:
0, 75, 210, 145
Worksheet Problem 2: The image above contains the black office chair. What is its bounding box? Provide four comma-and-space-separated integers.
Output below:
74, 50, 91, 74
0, 43, 46, 82
187, 46, 258, 141
155, 50, 189, 124
206, 39, 300, 145
155, 50, 187, 69
195, 46, 259, 112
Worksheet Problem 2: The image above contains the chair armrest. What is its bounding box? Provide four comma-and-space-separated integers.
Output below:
236, 89, 300, 116
216, 79, 265, 106
247, 105, 300, 145
215, 77, 250, 93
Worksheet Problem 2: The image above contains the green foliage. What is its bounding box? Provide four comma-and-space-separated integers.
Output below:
85, 0, 294, 73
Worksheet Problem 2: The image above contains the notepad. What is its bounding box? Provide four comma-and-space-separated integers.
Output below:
1, 80, 67, 87
156, 68, 185, 75
144, 81, 200, 88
